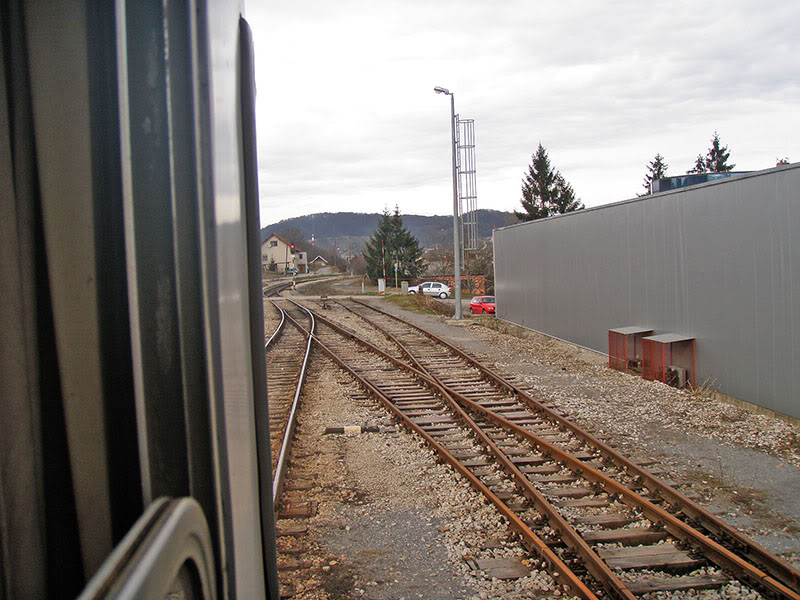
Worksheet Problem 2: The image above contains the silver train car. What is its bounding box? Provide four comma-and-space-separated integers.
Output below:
1, 1, 280, 597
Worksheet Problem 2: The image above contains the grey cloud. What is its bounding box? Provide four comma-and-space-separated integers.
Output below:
247, 1, 800, 223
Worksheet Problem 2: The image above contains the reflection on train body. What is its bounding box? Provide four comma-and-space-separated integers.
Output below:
0, 1, 279, 598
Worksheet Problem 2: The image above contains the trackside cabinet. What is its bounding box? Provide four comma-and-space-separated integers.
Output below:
642, 334, 696, 388
608, 327, 654, 372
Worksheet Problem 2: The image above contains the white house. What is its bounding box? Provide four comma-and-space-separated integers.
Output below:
261, 232, 308, 274
308, 255, 331, 272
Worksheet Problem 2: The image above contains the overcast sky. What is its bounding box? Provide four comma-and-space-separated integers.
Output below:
246, 1, 799, 227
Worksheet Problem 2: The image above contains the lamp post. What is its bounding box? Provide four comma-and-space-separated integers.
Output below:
434, 86, 462, 319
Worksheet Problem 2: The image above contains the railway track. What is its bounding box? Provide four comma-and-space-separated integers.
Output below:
263, 280, 293, 298
264, 300, 314, 507
286, 297, 800, 600
262, 274, 341, 299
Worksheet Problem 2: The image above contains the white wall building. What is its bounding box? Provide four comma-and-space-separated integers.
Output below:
261, 232, 307, 274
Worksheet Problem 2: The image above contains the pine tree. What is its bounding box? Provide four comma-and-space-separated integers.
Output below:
516, 144, 554, 221
551, 174, 582, 213
388, 206, 425, 281
515, 143, 584, 222
704, 131, 734, 172
687, 154, 707, 174
363, 209, 394, 282
362, 207, 425, 283
640, 153, 669, 195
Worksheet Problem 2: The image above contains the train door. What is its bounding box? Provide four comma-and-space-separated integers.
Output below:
0, 1, 279, 597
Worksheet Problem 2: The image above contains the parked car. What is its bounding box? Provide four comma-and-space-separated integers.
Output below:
470, 295, 496, 314
285, 267, 299, 275
407, 281, 451, 299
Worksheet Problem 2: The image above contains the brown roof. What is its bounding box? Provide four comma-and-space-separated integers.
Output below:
264, 231, 293, 247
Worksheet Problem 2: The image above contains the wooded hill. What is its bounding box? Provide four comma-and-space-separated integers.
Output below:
260, 209, 517, 250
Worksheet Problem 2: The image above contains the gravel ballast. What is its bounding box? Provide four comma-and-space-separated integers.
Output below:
364, 299, 800, 560
278, 356, 565, 599
273, 298, 800, 599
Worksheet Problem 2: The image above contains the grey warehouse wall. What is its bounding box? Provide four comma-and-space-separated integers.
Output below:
494, 164, 800, 419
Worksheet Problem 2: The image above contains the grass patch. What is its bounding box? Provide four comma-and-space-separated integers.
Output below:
383, 293, 454, 317
466, 315, 526, 337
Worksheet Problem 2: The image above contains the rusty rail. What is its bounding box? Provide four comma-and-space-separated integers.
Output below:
349, 297, 800, 595
269, 302, 315, 509
323, 300, 639, 599
278, 301, 598, 600
264, 299, 286, 348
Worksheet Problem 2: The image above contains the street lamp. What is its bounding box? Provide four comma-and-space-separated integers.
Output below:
434, 85, 463, 319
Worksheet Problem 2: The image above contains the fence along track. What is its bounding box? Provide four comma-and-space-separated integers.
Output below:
306, 298, 800, 599
265, 300, 315, 508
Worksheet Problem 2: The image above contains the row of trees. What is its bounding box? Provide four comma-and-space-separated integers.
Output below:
514, 132, 741, 221
360, 208, 494, 290
640, 132, 735, 196
424, 242, 495, 294
360, 133, 744, 283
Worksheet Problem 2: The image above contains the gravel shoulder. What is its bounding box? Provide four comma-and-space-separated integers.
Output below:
264, 299, 282, 339
285, 276, 360, 297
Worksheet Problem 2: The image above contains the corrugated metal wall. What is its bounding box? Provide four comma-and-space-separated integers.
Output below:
494, 164, 800, 419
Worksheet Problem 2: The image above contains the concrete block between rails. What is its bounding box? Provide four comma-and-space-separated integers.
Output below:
324, 425, 397, 435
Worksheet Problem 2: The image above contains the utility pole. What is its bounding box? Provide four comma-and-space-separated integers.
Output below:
381, 240, 386, 281
434, 86, 462, 319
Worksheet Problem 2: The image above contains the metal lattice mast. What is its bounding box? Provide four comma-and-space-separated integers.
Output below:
434, 85, 473, 319
456, 117, 478, 257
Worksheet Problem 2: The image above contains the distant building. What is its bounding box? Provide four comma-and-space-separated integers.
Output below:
339, 248, 357, 261
261, 232, 307, 274
295, 251, 308, 273
308, 255, 330, 272
652, 172, 750, 193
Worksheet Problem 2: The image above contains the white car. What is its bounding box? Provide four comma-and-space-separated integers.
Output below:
408, 281, 451, 299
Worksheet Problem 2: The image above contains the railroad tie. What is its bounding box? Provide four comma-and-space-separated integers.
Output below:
596, 543, 704, 571
543, 485, 596, 499
574, 512, 637, 529
509, 455, 548, 466
556, 497, 610, 508
625, 574, 730, 594
527, 474, 578, 484
278, 502, 317, 519
582, 527, 668, 546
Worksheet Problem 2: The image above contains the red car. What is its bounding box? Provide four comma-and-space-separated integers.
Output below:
470, 295, 496, 314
